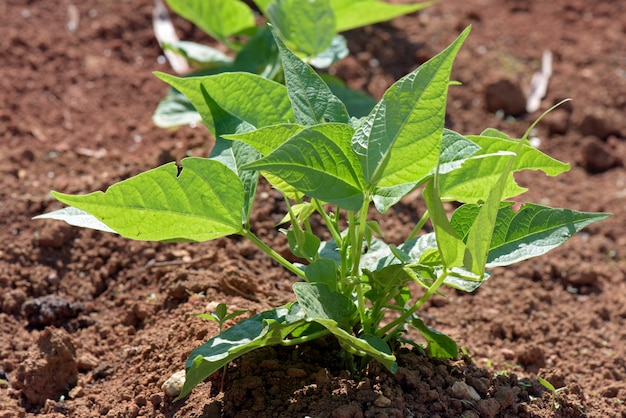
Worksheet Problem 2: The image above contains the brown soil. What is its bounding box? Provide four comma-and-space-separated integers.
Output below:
2, 0, 625, 417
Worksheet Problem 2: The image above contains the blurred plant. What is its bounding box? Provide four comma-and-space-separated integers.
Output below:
152, 0, 434, 127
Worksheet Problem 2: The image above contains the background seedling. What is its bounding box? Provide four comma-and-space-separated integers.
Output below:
538, 376, 565, 410
196, 303, 247, 392
152, 0, 433, 127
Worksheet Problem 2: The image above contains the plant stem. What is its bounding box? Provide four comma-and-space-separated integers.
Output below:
378, 268, 450, 339
312, 199, 342, 246
349, 198, 371, 333
406, 210, 430, 241
281, 329, 330, 346
242, 229, 306, 280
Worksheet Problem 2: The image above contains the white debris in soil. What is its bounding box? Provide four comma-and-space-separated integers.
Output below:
162, 370, 186, 397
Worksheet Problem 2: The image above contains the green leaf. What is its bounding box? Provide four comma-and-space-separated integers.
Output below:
293, 282, 397, 372
195, 313, 219, 323
443, 268, 488, 292
233, 26, 281, 78
321, 74, 377, 118
371, 128, 479, 211
267, 0, 336, 56
34, 206, 116, 233
352, 27, 470, 192
438, 151, 522, 203
277, 202, 316, 226
152, 87, 202, 129
210, 139, 259, 223
467, 134, 570, 177
411, 317, 458, 358
271, 29, 349, 125
452, 203, 611, 268
45, 158, 244, 242
162, 41, 233, 69
437, 129, 481, 174
462, 144, 516, 276
308, 35, 349, 69
155, 72, 294, 136
363, 264, 413, 304
423, 180, 466, 269
202, 85, 260, 222
293, 282, 356, 327
243, 125, 365, 211
479, 127, 511, 140
304, 258, 338, 291
165, 0, 255, 43
181, 304, 312, 399
332, 0, 434, 32
224, 124, 306, 155
287, 230, 321, 260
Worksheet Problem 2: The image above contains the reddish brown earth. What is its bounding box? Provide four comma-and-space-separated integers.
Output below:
1, 0, 626, 417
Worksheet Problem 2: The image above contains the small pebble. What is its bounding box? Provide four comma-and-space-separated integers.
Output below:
450, 381, 481, 401
373, 395, 392, 407
162, 370, 186, 397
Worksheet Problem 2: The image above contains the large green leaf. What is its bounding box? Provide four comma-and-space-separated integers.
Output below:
42, 158, 244, 242
271, 29, 349, 125
352, 27, 470, 193
155, 72, 294, 136
372, 129, 480, 212
244, 125, 365, 211
332, 0, 433, 32
451, 203, 611, 268
165, 0, 254, 43
267, 0, 336, 57
181, 304, 314, 399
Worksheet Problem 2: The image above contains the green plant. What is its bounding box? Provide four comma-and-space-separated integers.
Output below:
538, 376, 565, 409
36, 27, 609, 400
196, 303, 247, 392
153, 0, 433, 127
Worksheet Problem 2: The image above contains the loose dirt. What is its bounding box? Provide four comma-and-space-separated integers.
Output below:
1, 0, 625, 417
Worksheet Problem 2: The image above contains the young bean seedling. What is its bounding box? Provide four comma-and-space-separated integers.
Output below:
153, 0, 433, 127
36, 26, 609, 399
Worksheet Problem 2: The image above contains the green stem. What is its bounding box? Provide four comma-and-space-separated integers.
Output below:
349, 198, 371, 333
281, 329, 330, 346
242, 229, 306, 280
406, 210, 430, 241
312, 199, 342, 246
378, 268, 450, 339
